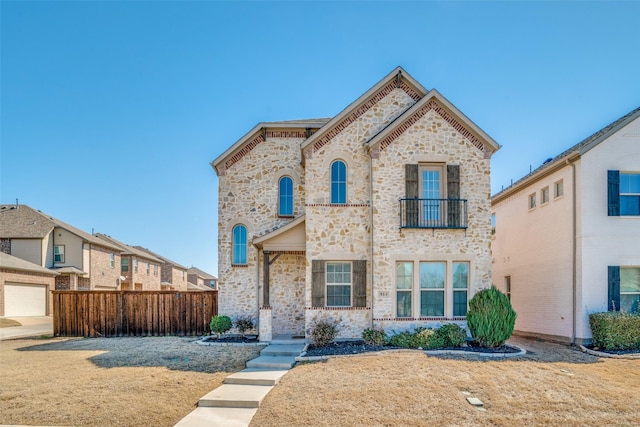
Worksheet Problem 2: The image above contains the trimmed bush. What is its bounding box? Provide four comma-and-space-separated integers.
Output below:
209, 315, 232, 338
234, 316, 255, 337
467, 286, 516, 348
434, 323, 468, 347
311, 318, 340, 347
589, 311, 640, 351
362, 326, 389, 346
389, 330, 418, 348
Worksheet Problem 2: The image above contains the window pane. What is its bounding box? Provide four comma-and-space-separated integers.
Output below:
233, 225, 247, 264
420, 291, 444, 316
327, 284, 351, 306
621, 268, 640, 292
396, 262, 412, 289
620, 196, 640, 216
453, 290, 468, 316
397, 290, 412, 317
279, 176, 293, 216
453, 262, 469, 289
620, 294, 640, 313
331, 161, 347, 204
620, 173, 640, 194
420, 262, 445, 289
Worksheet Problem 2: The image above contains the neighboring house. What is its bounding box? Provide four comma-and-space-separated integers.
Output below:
491, 106, 640, 344
0, 204, 123, 291
133, 246, 188, 291
187, 267, 217, 290
0, 252, 59, 316
94, 234, 162, 290
212, 67, 500, 341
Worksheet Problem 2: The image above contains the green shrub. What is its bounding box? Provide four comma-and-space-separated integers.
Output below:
389, 330, 417, 348
435, 323, 468, 347
234, 316, 255, 337
467, 286, 516, 348
209, 315, 232, 338
589, 311, 640, 351
311, 318, 340, 347
362, 326, 388, 346
388, 327, 443, 349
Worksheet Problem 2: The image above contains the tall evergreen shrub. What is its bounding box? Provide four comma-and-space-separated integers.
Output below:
467, 286, 516, 348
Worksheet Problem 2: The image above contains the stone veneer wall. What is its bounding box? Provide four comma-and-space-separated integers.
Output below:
269, 253, 305, 336
303, 88, 416, 330
89, 245, 120, 289
218, 136, 306, 320
371, 108, 493, 328
305, 308, 371, 339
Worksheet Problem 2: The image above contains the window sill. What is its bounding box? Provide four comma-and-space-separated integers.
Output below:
231, 264, 248, 268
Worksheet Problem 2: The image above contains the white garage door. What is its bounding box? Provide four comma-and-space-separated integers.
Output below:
5, 283, 47, 316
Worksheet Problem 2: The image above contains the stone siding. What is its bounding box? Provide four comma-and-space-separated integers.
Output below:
269, 253, 305, 336
305, 308, 371, 340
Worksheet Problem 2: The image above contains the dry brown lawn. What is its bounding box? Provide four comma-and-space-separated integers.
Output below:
251, 337, 640, 427
0, 336, 263, 426
0, 318, 21, 328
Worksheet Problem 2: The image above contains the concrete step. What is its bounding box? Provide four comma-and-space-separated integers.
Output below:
260, 344, 305, 357
224, 368, 289, 386
198, 384, 273, 408
246, 355, 296, 369
174, 407, 257, 427
270, 335, 306, 345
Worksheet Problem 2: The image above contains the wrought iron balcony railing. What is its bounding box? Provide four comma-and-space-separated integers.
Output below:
400, 198, 468, 229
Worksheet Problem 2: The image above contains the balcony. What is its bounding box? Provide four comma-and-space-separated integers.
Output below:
399, 198, 468, 229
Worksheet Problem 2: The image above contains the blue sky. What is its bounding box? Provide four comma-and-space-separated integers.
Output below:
2, 1, 639, 276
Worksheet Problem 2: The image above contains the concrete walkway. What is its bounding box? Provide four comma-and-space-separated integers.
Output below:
175, 338, 305, 427
0, 316, 53, 341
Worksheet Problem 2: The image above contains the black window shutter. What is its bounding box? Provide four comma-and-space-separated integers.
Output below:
405, 164, 419, 227
447, 165, 461, 227
608, 266, 620, 311
608, 170, 620, 216
353, 260, 367, 308
312, 260, 326, 307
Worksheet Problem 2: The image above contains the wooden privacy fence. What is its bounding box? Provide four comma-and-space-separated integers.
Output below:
52, 290, 218, 337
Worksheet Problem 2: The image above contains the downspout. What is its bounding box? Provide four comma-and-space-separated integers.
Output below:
252, 243, 261, 331
568, 159, 577, 345
369, 150, 375, 328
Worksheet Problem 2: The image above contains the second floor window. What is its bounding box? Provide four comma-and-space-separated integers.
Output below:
279, 176, 294, 216
54, 245, 65, 263
620, 173, 640, 216
134, 259, 138, 273
122, 258, 129, 272
330, 160, 347, 204
146, 262, 150, 275
232, 225, 247, 265
109, 253, 115, 268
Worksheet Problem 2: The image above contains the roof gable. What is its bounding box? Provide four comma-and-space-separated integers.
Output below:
0, 204, 55, 238
367, 89, 500, 157
300, 67, 426, 159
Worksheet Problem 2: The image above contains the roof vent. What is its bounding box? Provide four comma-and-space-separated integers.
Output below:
543, 158, 553, 165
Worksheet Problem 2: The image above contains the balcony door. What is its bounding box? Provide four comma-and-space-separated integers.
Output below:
420, 165, 444, 224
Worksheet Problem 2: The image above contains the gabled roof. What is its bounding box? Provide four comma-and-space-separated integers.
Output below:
94, 233, 162, 263
253, 214, 306, 251
492, 105, 640, 203
0, 252, 59, 276
300, 66, 427, 155
0, 204, 122, 251
367, 89, 501, 155
133, 246, 187, 270
187, 266, 217, 281
211, 118, 331, 176
187, 281, 215, 291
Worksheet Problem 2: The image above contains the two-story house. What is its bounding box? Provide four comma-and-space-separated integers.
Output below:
134, 246, 189, 290
94, 234, 162, 290
212, 67, 500, 341
187, 267, 217, 290
0, 204, 123, 292
491, 106, 640, 344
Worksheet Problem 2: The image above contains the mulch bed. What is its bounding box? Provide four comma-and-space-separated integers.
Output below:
583, 344, 640, 356
305, 340, 521, 357
201, 335, 259, 344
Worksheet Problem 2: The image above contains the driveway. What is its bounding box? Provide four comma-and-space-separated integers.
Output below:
0, 316, 53, 340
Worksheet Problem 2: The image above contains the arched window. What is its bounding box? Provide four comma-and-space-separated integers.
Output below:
330, 160, 347, 204
232, 225, 247, 265
279, 176, 294, 216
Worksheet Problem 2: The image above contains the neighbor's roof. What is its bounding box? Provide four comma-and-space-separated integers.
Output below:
187, 281, 215, 291
492, 105, 640, 203
0, 204, 122, 252
94, 234, 163, 263
133, 246, 187, 270
187, 267, 217, 280
0, 252, 59, 276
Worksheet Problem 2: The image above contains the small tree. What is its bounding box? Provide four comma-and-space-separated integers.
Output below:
209, 315, 232, 338
467, 286, 516, 348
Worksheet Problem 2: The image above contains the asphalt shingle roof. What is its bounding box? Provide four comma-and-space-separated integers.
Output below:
0, 252, 59, 275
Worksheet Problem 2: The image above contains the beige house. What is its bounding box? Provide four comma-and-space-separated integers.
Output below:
492, 106, 640, 344
0, 204, 123, 291
134, 246, 188, 290
187, 267, 217, 290
0, 252, 59, 316
212, 67, 500, 341
94, 234, 162, 290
